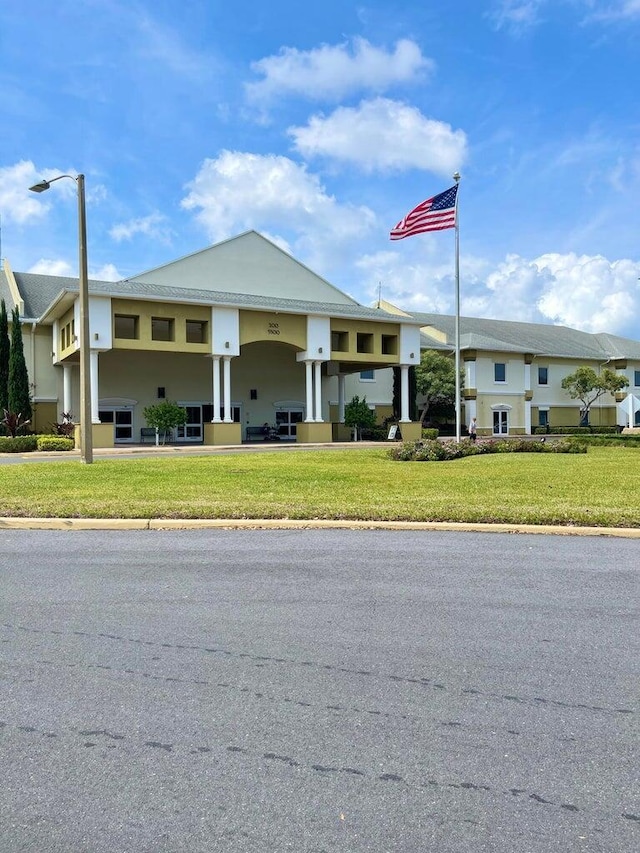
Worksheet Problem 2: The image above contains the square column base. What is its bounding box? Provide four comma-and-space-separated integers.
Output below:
203, 422, 242, 445
296, 422, 333, 444
397, 422, 422, 441
74, 423, 114, 449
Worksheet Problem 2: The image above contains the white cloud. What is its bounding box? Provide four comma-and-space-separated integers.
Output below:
489, 1, 546, 31
289, 98, 467, 176
0, 161, 55, 225
359, 247, 640, 339
181, 151, 376, 249
476, 252, 640, 337
109, 212, 173, 244
28, 259, 122, 281
246, 38, 433, 104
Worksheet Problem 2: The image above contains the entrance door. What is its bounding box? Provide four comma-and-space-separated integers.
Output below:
276, 408, 304, 439
99, 407, 134, 442
493, 410, 509, 435
176, 405, 203, 442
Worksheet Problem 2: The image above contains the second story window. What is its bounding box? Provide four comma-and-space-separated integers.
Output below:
538, 366, 548, 385
494, 362, 506, 382
152, 317, 174, 342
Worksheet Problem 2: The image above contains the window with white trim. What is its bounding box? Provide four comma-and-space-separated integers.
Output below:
494, 362, 506, 382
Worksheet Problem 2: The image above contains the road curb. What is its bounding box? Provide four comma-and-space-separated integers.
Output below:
0, 517, 638, 537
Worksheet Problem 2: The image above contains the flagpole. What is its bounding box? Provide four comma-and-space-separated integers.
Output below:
453, 171, 461, 443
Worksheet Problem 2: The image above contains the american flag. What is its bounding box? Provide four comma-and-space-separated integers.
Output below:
390, 184, 458, 240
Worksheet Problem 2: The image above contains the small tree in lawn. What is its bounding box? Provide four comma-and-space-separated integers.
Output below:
344, 395, 376, 441
143, 400, 187, 444
7, 306, 32, 432
561, 366, 628, 426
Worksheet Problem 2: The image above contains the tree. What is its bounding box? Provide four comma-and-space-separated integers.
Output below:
415, 349, 461, 424
391, 366, 418, 421
344, 395, 376, 441
561, 366, 629, 425
142, 400, 187, 444
8, 306, 32, 425
0, 299, 9, 414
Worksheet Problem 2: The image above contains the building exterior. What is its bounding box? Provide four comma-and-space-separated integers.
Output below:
0, 232, 423, 446
378, 302, 640, 436
2, 230, 638, 445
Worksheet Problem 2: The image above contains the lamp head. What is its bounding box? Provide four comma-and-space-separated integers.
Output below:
29, 180, 51, 193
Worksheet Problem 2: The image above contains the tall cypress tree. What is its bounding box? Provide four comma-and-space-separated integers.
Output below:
0, 299, 9, 412
8, 306, 32, 422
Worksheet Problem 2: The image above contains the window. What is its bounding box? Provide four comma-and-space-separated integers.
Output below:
356, 333, 374, 354
538, 409, 549, 427
331, 331, 348, 352
538, 367, 548, 385
381, 334, 398, 355
360, 369, 375, 381
494, 362, 506, 382
151, 317, 174, 342
186, 320, 207, 344
114, 314, 139, 339
635, 370, 640, 387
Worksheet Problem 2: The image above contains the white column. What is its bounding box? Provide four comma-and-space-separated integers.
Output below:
314, 361, 323, 422
525, 400, 532, 435
338, 374, 345, 423
305, 360, 314, 421
399, 365, 410, 422
466, 359, 476, 389
212, 357, 221, 422
223, 356, 232, 422
63, 365, 72, 415
90, 350, 100, 423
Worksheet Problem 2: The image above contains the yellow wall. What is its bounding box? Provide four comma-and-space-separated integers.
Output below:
239, 310, 306, 348
111, 299, 211, 353
330, 318, 400, 363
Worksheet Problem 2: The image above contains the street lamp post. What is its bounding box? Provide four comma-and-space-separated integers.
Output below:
29, 174, 93, 463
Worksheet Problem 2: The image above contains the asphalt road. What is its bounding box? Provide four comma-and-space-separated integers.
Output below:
1, 529, 638, 853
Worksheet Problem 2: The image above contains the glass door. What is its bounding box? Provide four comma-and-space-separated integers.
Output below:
493, 410, 508, 435
99, 407, 134, 442
176, 405, 203, 442
275, 408, 304, 439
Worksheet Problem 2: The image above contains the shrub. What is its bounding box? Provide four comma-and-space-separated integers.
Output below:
422, 428, 439, 440
390, 437, 586, 462
37, 435, 74, 452
0, 435, 38, 453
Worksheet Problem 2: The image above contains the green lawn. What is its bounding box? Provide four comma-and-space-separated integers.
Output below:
0, 446, 638, 527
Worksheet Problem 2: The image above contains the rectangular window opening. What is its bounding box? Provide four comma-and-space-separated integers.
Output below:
331, 331, 348, 352
151, 317, 174, 342
186, 319, 208, 344
381, 334, 398, 355
494, 362, 506, 383
538, 366, 548, 385
114, 314, 139, 340
356, 332, 374, 354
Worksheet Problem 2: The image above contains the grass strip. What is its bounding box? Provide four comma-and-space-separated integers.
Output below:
0, 447, 638, 527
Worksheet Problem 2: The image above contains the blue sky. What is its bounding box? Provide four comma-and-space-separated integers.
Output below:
1, 0, 639, 338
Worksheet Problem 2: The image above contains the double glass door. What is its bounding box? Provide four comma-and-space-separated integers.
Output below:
176, 403, 241, 441
275, 408, 303, 439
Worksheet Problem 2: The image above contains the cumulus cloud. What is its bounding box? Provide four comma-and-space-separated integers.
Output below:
0, 161, 58, 225
109, 212, 173, 244
28, 259, 122, 281
469, 252, 640, 337
289, 98, 467, 176
181, 150, 376, 248
361, 246, 640, 340
246, 38, 433, 104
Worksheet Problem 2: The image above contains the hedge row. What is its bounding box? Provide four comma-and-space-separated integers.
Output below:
390, 437, 586, 462
533, 425, 620, 435
0, 435, 74, 453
